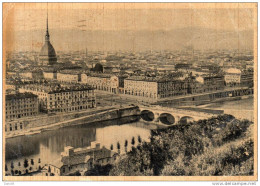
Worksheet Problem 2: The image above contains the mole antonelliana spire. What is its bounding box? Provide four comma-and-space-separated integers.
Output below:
45, 7, 49, 41
39, 4, 57, 66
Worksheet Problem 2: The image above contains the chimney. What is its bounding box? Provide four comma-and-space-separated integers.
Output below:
90, 141, 101, 149
63, 146, 74, 156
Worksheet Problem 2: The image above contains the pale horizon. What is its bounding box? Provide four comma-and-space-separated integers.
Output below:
3, 3, 256, 52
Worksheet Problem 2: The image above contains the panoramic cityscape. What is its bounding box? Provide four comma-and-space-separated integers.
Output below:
3, 3, 256, 179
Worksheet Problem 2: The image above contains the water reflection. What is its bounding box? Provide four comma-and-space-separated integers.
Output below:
5, 118, 160, 171
96, 122, 156, 153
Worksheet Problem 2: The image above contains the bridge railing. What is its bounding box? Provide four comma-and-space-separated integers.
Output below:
139, 105, 218, 117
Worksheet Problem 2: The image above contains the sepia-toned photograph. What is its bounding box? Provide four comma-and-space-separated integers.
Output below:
2, 2, 257, 181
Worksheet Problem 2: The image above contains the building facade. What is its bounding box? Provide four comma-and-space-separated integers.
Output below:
202, 75, 225, 92
224, 68, 242, 86
57, 72, 80, 83
43, 71, 55, 80
124, 77, 158, 99
124, 75, 225, 100
46, 141, 118, 176
5, 92, 39, 122
5, 93, 39, 132
157, 79, 188, 98
82, 73, 119, 94
240, 72, 254, 88
124, 76, 188, 100
19, 83, 96, 113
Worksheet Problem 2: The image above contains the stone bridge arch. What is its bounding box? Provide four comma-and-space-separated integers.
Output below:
140, 110, 155, 122
138, 106, 211, 126
159, 113, 175, 125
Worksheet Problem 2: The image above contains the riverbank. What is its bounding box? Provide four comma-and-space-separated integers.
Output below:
204, 96, 254, 121
173, 94, 254, 122
5, 105, 140, 139
196, 95, 253, 108
157, 87, 253, 107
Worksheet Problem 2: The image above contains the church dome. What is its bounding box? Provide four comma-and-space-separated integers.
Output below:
38, 13, 57, 66
94, 63, 104, 73
39, 41, 57, 57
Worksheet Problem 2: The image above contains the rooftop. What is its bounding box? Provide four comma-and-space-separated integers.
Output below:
20, 83, 94, 93
87, 72, 115, 78
6, 92, 38, 100
125, 76, 184, 83
60, 143, 117, 167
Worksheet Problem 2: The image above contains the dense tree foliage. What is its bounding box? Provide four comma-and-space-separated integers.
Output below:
109, 114, 254, 176
84, 164, 113, 176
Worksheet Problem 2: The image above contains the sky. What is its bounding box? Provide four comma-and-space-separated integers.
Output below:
3, 3, 256, 52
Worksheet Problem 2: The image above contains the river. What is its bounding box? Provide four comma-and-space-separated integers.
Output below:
5, 119, 160, 174
5, 97, 254, 175
199, 97, 254, 121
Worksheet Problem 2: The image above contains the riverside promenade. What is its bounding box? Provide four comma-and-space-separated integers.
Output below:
95, 87, 253, 107
5, 104, 138, 139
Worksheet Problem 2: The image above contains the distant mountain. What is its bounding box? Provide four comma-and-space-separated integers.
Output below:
7, 27, 253, 52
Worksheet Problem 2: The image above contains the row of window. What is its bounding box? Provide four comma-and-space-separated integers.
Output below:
20, 89, 48, 97
6, 99, 36, 105
6, 109, 36, 114
125, 90, 157, 94
125, 91, 157, 98
49, 98, 93, 104
49, 91, 94, 97
49, 95, 91, 100
6, 112, 37, 120
48, 104, 95, 112
49, 101, 93, 106
159, 92, 187, 98
125, 83, 157, 87
6, 123, 23, 131
6, 104, 37, 110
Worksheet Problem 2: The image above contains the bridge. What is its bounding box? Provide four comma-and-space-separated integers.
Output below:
138, 105, 221, 126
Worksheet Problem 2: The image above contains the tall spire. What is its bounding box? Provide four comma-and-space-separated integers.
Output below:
45, 3, 50, 41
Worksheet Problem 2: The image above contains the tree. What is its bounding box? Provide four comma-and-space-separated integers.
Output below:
15, 170, 18, 175
109, 143, 154, 176
131, 137, 135, 146
29, 167, 32, 171
124, 140, 128, 152
18, 171, 21, 175
11, 170, 14, 176
5, 164, 8, 171
110, 144, 113, 151
38, 165, 41, 170
10, 161, 14, 170
48, 166, 51, 173
18, 162, 21, 167
68, 170, 81, 176
84, 164, 112, 176
24, 159, 29, 168
38, 158, 41, 164
117, 142, 121, 154
138, 136, 142, 143
31, 159, 34, 165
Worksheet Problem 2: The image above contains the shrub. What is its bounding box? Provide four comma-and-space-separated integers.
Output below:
85, 164, 113, 176
109, 116, 253, 176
